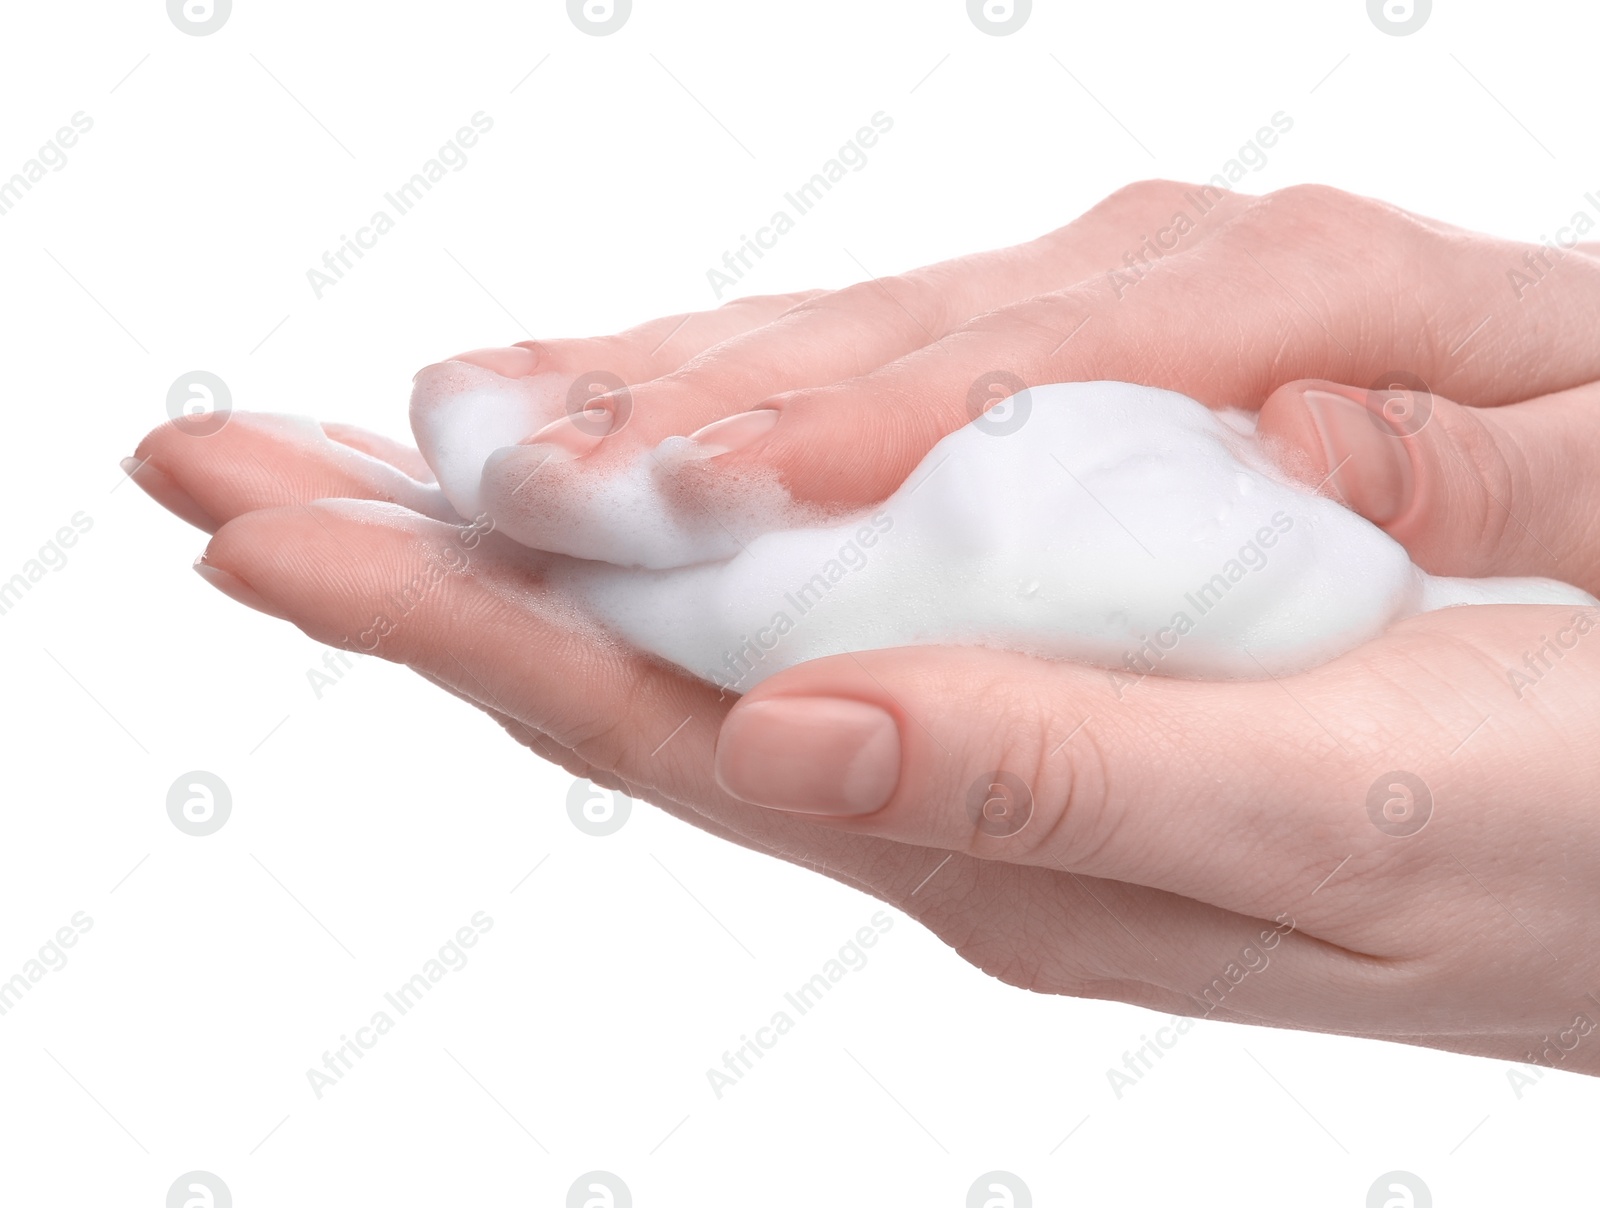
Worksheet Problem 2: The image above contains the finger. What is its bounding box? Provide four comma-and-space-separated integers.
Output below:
712, 644, 1344, 922
1259, 377, 1600, 594
444, 288, 828, 384
191, 497, 972, 895
197, 497, 814, 811
582, 180, 1252, 452
479, 182, 1252, 559
132, 293, 825, 537
709, 618, 1600, 942
193, 499, 1316, 1006
681, 184, 1600, 510
410, 288, 824, 516
127, 412, 458, 533
321, 421, 436, 482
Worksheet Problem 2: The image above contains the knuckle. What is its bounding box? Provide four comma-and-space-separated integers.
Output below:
1075, 180, 1242, 245
540, 333, 642, 380
1239, 183, 1386, 241
716, 288, 823, 320
1103, 178, 1197, 210
964, 289, 1079, 347
1263, 181, 1359, 214
793, 274, 950, 345
1439, 407, 1520, 561
1023, 729, 1122, 868
957, 680, 1120, 869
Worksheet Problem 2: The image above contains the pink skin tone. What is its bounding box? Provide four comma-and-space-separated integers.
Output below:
134, 182, 1600, 1072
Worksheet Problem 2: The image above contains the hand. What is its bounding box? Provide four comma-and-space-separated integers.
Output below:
128, 181, 1600, 1071
415, 182, 1600, 575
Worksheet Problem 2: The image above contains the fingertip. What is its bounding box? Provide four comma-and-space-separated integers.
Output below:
697, 383, 937, 507
200, 498, 456, 649
193, 554, 291, 621
1259, 379, 1413, 524
446, 345, 540, 377
121, 450, 219, 532
684, 406, 782, 457
715, 695, 901, 816
197, 500, 296, 582
1257, 378, 1341, 473
521, 411, 610, 456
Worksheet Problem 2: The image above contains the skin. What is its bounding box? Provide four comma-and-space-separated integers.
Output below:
129, 182, 1600, 1073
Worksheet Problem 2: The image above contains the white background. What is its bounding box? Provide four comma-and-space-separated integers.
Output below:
1, 0, 1596, 1204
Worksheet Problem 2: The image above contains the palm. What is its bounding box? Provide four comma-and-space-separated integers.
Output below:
132, 410, 1600, 1070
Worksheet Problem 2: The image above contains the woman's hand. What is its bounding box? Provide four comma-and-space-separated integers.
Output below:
127, 180, 1600, 1070
714, 554, 1600, 1072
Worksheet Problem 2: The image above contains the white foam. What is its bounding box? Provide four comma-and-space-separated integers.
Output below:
415, 377, 1598, 689
410, 361, 569, 519
476, 437, 806, 569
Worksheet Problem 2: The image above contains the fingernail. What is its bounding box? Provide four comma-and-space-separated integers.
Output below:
520, 411, 609, 459
686, 408, 781, 457
1300, 388, 1412, 524
122, 456, 217, 531
715, 697, 900, 816
194, 557, 287, 620
448, 345, 539, 377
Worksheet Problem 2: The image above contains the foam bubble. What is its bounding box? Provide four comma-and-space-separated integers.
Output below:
417, 377, 1598, 689
476, 436, 812, 569
410, 360, 568, 519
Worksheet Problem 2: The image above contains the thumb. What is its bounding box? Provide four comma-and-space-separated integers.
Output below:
711, 646, 1369, 922
1258, 376, 1600, 593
